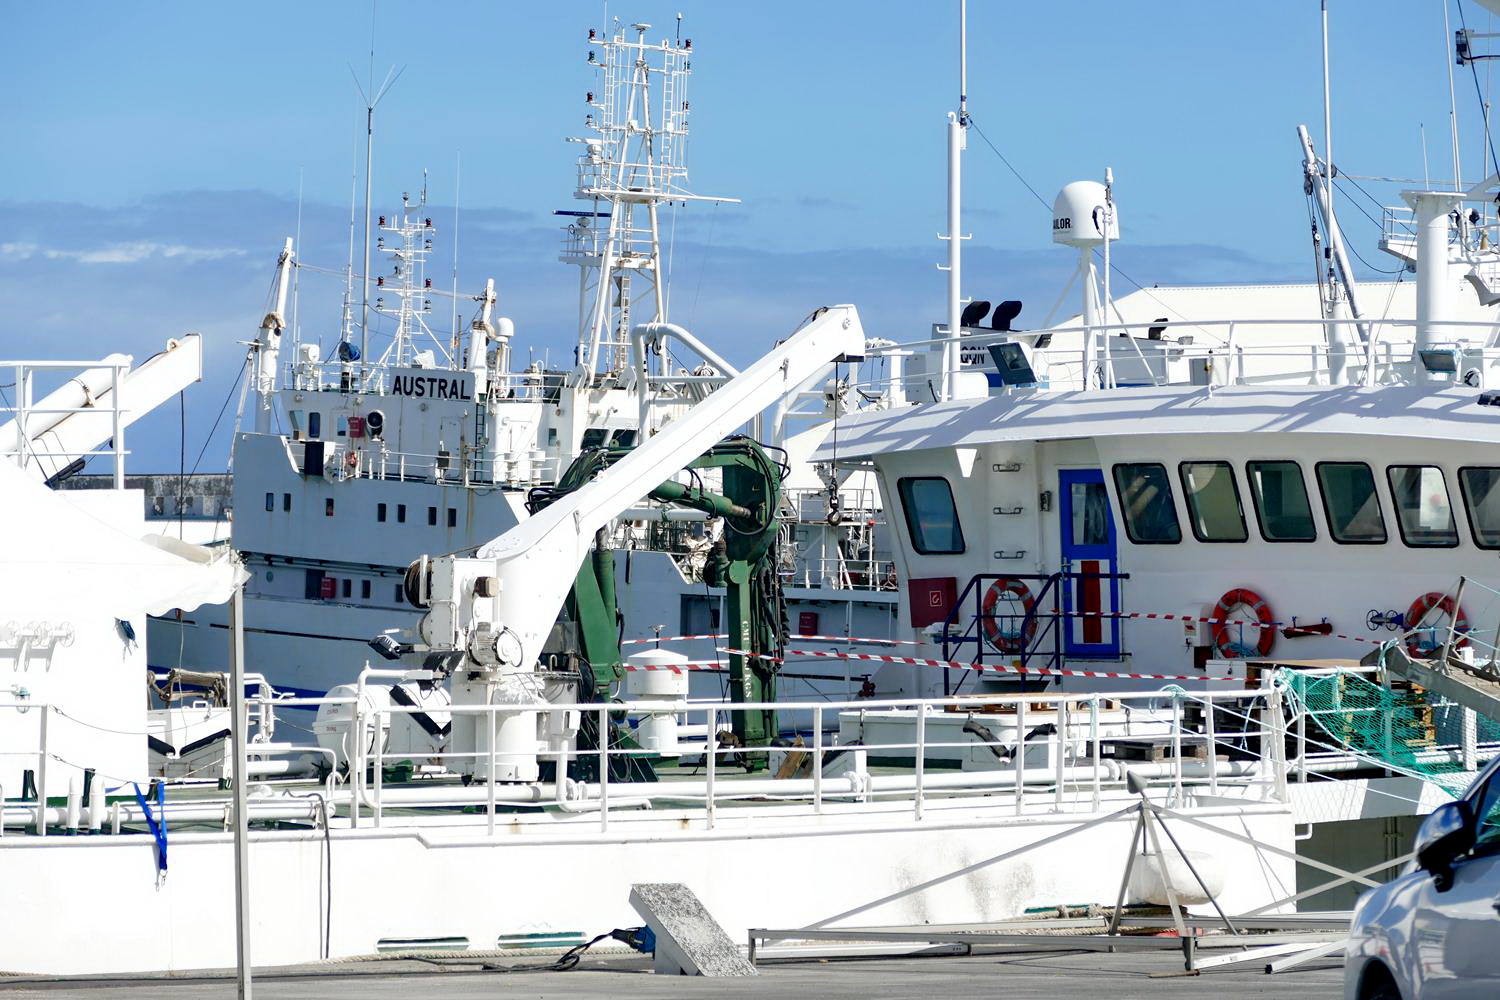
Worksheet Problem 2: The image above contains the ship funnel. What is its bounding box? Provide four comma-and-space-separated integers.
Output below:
1052, 181, 1119, 247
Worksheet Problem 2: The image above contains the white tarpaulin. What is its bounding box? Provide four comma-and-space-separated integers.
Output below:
0, 459, 243, 619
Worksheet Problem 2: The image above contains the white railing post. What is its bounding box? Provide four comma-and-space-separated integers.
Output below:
350, 701, 362, 829
1205, 693, 1219, 796
1014, 693, 1026, 815
1296, 708, 1308, 784
35, 704, 49, 837
372, 707, 384, 827
1171, 691, 1183, 806
705, 707, 716, 830
1269, 687, 1289, 802
598, 706, 610, 833
1055, 699, 1068, 811
1090, 696, 1101, 812
1463, 707, 1478, 772
487, 703, 498, 836
110, 365, 124, 489
914, 702, 926, 821
813, 706, 824, 814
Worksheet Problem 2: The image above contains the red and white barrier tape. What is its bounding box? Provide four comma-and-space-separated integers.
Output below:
719, 647, 1233, 683
621, 633, 919, 648
619, 659, 727, 673
1046, 609, 1394, 647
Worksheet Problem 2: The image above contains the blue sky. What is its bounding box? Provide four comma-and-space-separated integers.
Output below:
3, 1, 1495, 469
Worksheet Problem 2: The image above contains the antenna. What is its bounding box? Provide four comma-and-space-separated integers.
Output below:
292, 167, 304, 358
452, 153, 461, 352
351, 59, 406, 376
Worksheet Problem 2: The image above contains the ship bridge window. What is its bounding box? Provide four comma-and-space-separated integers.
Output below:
1246, 461, 1316, 542
897, 477, 965, 555
1460, 467, 1500, 548
1316, 462, 1386, 544
1179, 462, 1247, 542
1112, 463, 1181, 544
1388, 466, 1458, 548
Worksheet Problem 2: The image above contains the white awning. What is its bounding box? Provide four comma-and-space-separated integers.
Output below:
0, 459, 244, 619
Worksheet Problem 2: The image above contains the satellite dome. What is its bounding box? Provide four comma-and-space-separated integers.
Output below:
1052, 180, 1119, 247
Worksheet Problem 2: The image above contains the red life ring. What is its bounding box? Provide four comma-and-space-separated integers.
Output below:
1211, 588, 1275, 658
981, 578, 1036, 653
1404, 592, 1470, 657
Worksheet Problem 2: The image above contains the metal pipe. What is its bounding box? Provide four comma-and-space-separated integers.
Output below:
229, 580, 253, 1000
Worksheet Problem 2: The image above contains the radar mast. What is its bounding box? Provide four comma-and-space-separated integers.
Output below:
560, 18, 736, 386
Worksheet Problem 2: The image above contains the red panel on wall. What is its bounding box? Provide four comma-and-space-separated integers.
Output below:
907, 577, 957, 629
797, 611, 820, 635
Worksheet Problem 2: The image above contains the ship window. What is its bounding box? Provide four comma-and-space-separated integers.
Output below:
377, 502, 387, 523
265, 492, 274, 512
397, 504, 407, 523
1112, 463, 1181, 544
896, 477, 965, 555
1246, 461, 1316, 541
1178, 462, 1247, 542
394, 584, 404, 603
428, 506, 437, 526
447, 508, 457, 528
341, 578, 351, 598
1387, 466, 1458, 548
361, 579, 371, 599
1316, 462, 1386, 544
325, 498, 335, 517
336, 416, 348, 437
283, 493, 291, 512
308, 411, 322, 439
581, 428, 608, 449
1460, 467, 1500, 548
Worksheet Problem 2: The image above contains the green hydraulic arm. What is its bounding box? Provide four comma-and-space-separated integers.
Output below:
528, 435, 789, 754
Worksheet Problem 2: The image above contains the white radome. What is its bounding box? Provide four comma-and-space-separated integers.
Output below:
1052, 180, 1119, 246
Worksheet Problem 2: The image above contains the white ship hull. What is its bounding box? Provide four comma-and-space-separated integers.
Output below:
0, 796, 1294, 975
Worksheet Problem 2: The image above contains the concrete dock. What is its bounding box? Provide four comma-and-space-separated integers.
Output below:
0, 947, 1344, 999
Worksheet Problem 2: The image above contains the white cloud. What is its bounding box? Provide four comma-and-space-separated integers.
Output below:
0, 241, 39, 260
37, 241, 246, 264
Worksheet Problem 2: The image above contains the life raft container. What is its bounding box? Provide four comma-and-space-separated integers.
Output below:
1211, 588, 1275, 658
981, 578, 1037, 654
1404, 591, 1470, 658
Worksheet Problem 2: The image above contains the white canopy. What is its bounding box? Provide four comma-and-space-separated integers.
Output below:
0, 459, 244, 619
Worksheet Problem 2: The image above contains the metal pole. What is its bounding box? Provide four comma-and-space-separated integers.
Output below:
360, 105, 374, 371
914, 702, 926, 820
228, 579, 254, 999
1321, 0, 1334, 252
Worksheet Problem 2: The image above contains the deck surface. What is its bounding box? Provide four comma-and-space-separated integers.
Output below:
0, 946, 1345, 998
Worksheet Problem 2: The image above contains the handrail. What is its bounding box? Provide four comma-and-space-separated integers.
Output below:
940, 570, 1132, 692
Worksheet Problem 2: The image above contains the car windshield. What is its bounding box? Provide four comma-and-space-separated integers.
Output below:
1476, 778, 1500, 854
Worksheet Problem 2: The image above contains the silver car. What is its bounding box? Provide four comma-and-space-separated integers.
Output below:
1346, 755, 1500, 999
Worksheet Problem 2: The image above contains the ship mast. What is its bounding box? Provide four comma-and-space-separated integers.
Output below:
561, 19, 736, 387
939, 0, 970, 401
372, 179, 449, 369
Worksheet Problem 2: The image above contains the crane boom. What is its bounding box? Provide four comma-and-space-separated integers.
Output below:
420, 305, 864, 675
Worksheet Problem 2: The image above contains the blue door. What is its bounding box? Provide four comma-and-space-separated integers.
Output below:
1058, 468, 1121, 658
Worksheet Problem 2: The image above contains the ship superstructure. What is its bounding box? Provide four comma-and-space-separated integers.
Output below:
152, 21, 901, 703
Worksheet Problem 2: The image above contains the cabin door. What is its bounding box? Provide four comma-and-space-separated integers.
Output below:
1058, 468, 1121, 658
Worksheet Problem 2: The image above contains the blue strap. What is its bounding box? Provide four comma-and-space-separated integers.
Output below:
133, 782, 167, 880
